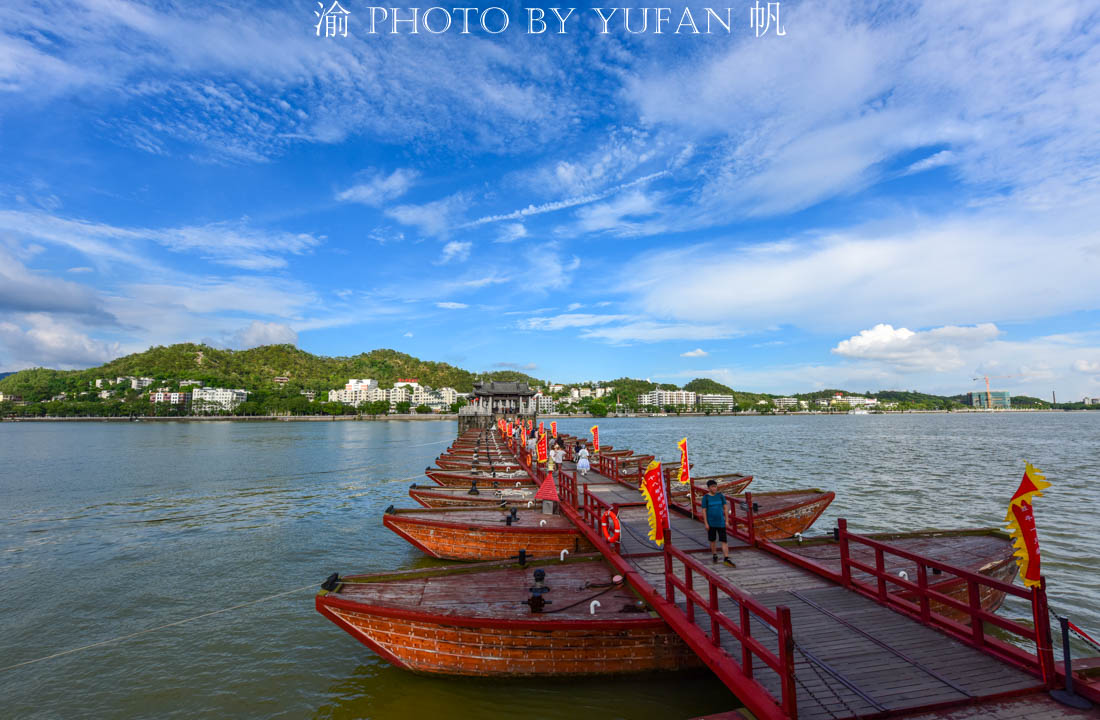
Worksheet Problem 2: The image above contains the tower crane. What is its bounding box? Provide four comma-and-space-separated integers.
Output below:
971, 375, 1019, 409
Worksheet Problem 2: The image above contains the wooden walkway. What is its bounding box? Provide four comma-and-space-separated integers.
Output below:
543, 452, 1062, 720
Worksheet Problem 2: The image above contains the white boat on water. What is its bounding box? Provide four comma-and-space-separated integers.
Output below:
848, 408, 869, 415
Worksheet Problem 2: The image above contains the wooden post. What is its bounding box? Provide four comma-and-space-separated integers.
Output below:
710, 583, 720, 647
917, 563, 930, 623
663, 544, 674, 603
876, 547, 887, 602
838, 518, 852, 587
1033, 576, 1057, 688
968, 579, 984, 646
745, 492, 756, 545
689, 478, 697, 520
684, 565, 695, 623
740, 600, 753, 678
777, 606, 798, 720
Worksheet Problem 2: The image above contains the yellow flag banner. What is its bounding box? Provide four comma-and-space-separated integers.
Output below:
677, 437, 690, 485
639, 460, 669, 547
551, 421, 557, 437
590, 425, 600, 454
1004, 462, 1051, 588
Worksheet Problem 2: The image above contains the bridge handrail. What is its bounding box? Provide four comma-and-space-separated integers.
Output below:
663, 543, 798, 717
837, 518, 1056, 688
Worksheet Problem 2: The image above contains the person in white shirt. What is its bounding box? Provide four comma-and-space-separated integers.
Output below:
575, 444, 590, 476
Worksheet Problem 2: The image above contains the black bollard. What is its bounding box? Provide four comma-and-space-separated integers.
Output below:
1050, 615, 1093, 709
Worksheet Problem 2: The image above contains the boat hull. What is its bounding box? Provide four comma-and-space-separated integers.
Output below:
409, 483, 537, 509
383, 508, 595, 561
425, 468, 535, 488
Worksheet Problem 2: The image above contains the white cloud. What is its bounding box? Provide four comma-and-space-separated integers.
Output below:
493, 361, 538, 371
403, 331, 414, 338
625, 208, 1100, 333
832, 323, 1000, 372
566, 303, 583, 311
0, 248, 114, 321
337, 169, 418, 206
904, 150, 956, 175
229, 321, 297, 349
0, 210, 319, 271
0, 314, 123, 370
495, 223, 527, 243
436, 302, 468, 309
681, 348, 708, 357
438, 241, 472, 264
387, 194, 467, 238
1074, 359, 1100, 374
518, 314, 629, 331
519, 313, 734, 344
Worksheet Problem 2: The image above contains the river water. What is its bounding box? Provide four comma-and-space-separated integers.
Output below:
1, 414, 1097, 719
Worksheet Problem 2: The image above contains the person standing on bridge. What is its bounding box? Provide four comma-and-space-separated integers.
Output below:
575, 443, 590, 476
701, 480, 735, 566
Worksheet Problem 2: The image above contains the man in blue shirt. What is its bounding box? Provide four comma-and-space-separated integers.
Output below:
701, 480, 735, 566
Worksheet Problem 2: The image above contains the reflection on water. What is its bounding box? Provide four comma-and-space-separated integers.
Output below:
1, 414, 1098, 718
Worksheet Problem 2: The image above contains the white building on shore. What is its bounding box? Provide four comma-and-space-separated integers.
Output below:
638, 389, 697, 408
698, 393, 735, 410
192, 387, 248, 412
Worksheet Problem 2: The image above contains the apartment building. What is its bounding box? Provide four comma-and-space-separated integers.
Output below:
192, 387, 249, 412
638, 389, 697, 408
698, 393, 736, 410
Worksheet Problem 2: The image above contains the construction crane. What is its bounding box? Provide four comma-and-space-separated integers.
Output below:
971, 375, 1018, 409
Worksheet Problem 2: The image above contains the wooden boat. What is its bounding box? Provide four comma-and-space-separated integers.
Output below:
668, 473, 753, 501
435, 456, 524, 472
424, 468, 534, 488
382, 506, 595, 561
316, 557, 701, 676
601, 449, 633, 458
409, 482, 539, 509
685, 489, 834, 541
777, 528, 1018, 621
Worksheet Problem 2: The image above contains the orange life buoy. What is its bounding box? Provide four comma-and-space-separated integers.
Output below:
600, 510, 621, 543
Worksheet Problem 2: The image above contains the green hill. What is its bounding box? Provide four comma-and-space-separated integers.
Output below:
0, 343, 540, 402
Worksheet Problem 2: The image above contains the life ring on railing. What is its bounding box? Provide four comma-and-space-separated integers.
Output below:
600, 510, 621, 543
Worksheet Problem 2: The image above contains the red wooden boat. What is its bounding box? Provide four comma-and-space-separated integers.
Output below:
668, 473, 753, 501
424, 468, 535, 488
409, 483, 538, 509
682, 489, 835, 541
779, 527, 1018, 621
382, 506, 595, 561
316, 557, 700, 676
435, 456, 524, 472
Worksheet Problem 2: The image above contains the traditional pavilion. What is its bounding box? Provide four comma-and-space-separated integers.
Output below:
458, 381, 537, 432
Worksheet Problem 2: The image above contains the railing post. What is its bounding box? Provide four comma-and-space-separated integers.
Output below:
663, 545, 674, 603
777, 606, 798, 720
710, 583, 720, 647
684, 565, 695, 623
838, 518, 852, 587
876, 547, 887, 602
745, 492, 756, 545
1033, 576, 1057, 688
689, 478, 697, 520
917, 563, 930, 623
740, 601, 753, 678
968, 579, 984, 646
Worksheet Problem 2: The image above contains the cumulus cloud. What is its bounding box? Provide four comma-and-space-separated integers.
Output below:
681, 348, 708, 357
229, 321, 298, 349
832, 323, 1000, 372
1074, 359, 1100, 374
0, 314, 123, 369
337, 169, 418, 206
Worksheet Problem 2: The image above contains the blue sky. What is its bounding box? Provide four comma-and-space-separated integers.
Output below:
2, 1, 1100, 399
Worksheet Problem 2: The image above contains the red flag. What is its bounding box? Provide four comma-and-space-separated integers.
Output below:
538, 421, 544, 435
590, 425, 600, 454
640, 461, 669, 547
551, 421, 557, 437
1005, 462, 1051, 588
537, 431, 548, 463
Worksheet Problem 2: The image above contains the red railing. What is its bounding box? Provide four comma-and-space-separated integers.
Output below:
663, 543, 798, 718
835, 518, 1056, 686
687, 491, 758, 545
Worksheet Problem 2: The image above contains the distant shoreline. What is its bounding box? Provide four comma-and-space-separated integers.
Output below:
1, 408, 1087, 423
